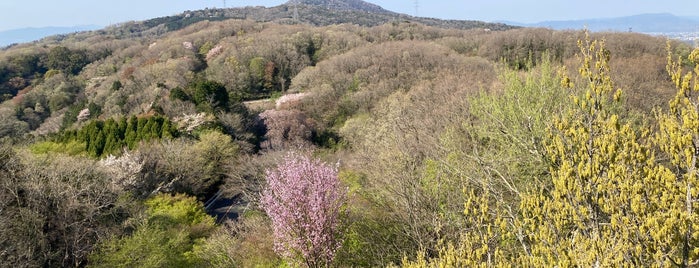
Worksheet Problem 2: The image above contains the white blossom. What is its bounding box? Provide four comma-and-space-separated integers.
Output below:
77, 108, 90, 122
100, 151, 144, 189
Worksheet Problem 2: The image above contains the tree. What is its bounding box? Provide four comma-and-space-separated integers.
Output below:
0, 150, 128, 267
260, 154, 347, 267
401, 33, 686, 268
399, 55, 571, 267
45, 46, 89, 75
191, 80, 229, 113
189, 130, 238, 197
514, 34, 677, 267
88, 194, 216, 267
0, 107, 28, 139
258, 109, 316, 150
654, 45, 699, 267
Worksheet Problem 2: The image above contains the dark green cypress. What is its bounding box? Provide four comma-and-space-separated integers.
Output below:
125, 116, 138, 149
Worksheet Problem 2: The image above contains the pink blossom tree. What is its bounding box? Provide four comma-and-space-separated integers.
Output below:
260, 154, 346, 267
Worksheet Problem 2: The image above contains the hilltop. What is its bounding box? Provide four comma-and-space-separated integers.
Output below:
287, 0, 393, 13
1, 0, 513, 47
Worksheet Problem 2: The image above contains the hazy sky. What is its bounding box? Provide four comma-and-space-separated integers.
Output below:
1, 0, 698, 31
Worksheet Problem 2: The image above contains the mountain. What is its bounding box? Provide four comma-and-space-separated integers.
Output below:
512, 13, 699, 33
1, 0, 513, 48
287, 0, 392, 14
92, 0, 513, 40
0, 0, 692, 266
0, 25, 102, 47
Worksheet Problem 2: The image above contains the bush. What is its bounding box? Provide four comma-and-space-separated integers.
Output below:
88, 194, 216, 267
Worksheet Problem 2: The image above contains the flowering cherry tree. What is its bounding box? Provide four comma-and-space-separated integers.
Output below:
260, 154, 346, 267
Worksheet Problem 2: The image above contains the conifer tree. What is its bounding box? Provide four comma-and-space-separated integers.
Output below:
125, 116, 138, 149
142, 118, 155, 140
161, 119, 173, 139
136, 117, 147, 141
150, 117, 163, 139
102, 119, 119, 155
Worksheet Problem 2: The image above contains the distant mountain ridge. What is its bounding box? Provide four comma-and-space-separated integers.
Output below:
510, 13, 699, 32
1, 0, 514, 48
88, 0, 514, 40
0, 25, 102, 47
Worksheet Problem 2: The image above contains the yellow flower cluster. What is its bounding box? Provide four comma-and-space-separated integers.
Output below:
403, 33, 699, 267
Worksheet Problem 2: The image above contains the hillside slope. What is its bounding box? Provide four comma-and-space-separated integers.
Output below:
0, 2, 694, 266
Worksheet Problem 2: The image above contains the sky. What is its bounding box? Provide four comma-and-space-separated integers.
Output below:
0, 0, 698, 32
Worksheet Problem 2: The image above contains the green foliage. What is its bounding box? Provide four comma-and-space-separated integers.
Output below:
460, 53, 571, 196
45, 46, 90, 75
0, 52, 47, 97
169, 87, 189, 102
61, 100, 101, 130
168, 80, 233, 114
192, 211, 285, 268
145, 194, 215, 227
43, 69, 60, 79
8, 52, 46, 77
189, 130, 238, 196
88, 194, 216, 268
110, 80, 122, 91
249, 56, 269, 92
402, 33, 694, 268
191, 80, 230, 113
198, 41, 215, 56
30, 140, 86, 156
57, 115, 177, 157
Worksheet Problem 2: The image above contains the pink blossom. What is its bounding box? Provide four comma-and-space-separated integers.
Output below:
260, 153, 346, 267
182, 41, 194, 50
205, 45, 224, 61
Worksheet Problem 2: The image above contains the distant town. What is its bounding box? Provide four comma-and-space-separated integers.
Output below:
644, 32, 699, 45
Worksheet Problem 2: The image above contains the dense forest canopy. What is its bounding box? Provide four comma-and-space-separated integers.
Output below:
0, 1, 697, 266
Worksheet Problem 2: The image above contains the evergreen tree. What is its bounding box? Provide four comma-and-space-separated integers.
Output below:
116, 117, 128, 140
142, 118, 155, 140
161, 119, 174, 139
135, 117, 147, 142
102, 119, 118, 155
150, 117, 163, 139
191, 80, 230, 113
125, 116, 138, 150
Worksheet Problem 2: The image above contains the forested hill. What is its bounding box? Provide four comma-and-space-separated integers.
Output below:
1, 0, 698, 266
288, 0, 393, 14
57, 0, 513, 42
